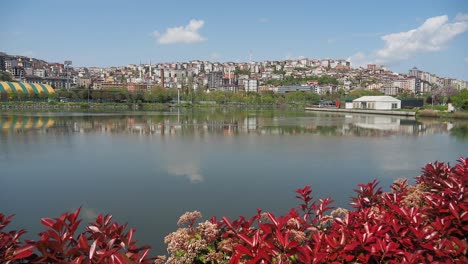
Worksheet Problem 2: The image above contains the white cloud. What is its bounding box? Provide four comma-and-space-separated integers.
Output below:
348, 52, 369, 68
81, 207, 98, 221
455, 13, 468, 22
350, 14, 468, 67
210, 52, 220, 60
167, 162, 204, 183
153, 19, 206, 44
258, 17, 269, 23
284, 52, 305, 60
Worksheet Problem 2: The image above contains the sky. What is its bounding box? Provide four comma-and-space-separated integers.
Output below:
1, 0, 468, 80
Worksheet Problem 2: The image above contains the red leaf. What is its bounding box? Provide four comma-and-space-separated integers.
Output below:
139, 248, 150, 262
68, 207, 81, 223
41, 218, 55, 228
267, 212, 279, 227
71, 256, 84, 263
89, 240, 97, 260
78, 234, 89, 249
112, 253, 126, 264
87, 225, 100, 233
12, 244, 35, 260
448, 202, 460, 220
222, 216, 233, 229
235, 244, 253, 257
127, 228, 134, 245
237, 233, 254, 247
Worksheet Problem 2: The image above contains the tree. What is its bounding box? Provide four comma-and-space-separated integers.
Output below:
0, 71, 13, 82
304, 92, 320, 104
432, 85, 459, 104
234, 67, 250, 76
451, 90, 468, 110
348, 89, 383, 98
338, 88, 346, 98
285, 91, 306, 104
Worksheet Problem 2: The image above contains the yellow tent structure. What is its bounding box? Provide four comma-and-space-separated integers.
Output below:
0, 81, 55, 96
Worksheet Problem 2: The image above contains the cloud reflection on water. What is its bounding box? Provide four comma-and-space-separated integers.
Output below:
166, 162, 204, 183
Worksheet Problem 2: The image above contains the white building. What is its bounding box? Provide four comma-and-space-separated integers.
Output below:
352, 96, 401, 110
33, 69, 46, 78
244, 79, 258, 92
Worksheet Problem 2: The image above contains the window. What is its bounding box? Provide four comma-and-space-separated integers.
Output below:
392, 103, 398, 109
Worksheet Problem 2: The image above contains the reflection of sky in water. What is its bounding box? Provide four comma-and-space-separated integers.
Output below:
167, 162, 204, 183
1, 110, 467, 254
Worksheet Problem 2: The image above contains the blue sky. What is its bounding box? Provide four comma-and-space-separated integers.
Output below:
2, 0, 467, 80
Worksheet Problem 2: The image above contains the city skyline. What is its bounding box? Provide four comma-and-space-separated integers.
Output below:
2, 0, 467, 80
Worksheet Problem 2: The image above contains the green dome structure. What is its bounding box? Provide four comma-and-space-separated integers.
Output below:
0, 81, 55, 95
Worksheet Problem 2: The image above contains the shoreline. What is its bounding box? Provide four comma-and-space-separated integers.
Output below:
1, 102, 468, 119
304, 107, 416, 116
305, 107, 468, 119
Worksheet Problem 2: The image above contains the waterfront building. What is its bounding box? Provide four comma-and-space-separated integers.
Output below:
352, 96, 401, 110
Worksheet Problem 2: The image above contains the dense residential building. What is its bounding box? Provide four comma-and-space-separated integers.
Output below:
0, 52, 466, 95
207, 71, 223, 90
244, 79, 258, 92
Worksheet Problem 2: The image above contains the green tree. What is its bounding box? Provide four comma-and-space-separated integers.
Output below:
451, 90, 468, 110
234, 67, 250, 76
0, 71, 13, 82
304, 92, 321, 104
348, 89, 383, 98
213, 91, 227, 104
231, 92, 246, 104
285, 92, 306, 104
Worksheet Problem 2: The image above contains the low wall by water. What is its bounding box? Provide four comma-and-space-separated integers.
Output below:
304, 107, 416, 117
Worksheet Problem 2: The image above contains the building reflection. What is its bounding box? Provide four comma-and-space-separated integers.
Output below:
0, 112, 466, 139
0, 116, 55, 131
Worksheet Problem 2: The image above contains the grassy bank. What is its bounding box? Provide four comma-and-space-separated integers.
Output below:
416, 109, 468, 119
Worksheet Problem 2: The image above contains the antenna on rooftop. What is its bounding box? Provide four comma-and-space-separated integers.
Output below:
249, 50, 253, 63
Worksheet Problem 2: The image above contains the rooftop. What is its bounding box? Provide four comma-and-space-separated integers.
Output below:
353, 96, 400, 102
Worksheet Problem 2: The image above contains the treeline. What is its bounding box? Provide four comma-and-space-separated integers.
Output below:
3, 84, 466, 110
1, 87, 327, 105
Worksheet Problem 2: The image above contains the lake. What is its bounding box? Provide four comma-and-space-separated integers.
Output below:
1, 108, 467, 254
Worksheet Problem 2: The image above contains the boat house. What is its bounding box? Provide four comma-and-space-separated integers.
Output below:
352, 96, 401, 110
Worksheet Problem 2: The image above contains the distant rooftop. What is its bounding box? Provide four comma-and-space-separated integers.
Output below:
353, 96, 400, 102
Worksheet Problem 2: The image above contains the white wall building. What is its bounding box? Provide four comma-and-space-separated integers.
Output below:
352, 96, 401, 110
244, 79, 258, 92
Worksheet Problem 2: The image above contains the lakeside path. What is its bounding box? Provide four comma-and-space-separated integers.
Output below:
305, 107, 416, 117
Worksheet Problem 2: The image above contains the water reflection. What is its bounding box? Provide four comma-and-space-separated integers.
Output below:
0, 116, 55, 130
1, 110, 467, 255
1, 111, 465, 139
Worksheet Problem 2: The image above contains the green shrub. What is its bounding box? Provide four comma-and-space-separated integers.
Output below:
79, 103, 90, 109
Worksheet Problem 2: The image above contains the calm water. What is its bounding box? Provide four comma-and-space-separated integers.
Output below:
1, 109, 467, 254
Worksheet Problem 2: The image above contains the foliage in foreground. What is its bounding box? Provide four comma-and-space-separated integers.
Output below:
1, 158, 467, 263
0, 210, 160, 263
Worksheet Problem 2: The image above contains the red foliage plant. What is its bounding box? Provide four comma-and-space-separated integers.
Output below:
1, 157, 467, 263
0, 209, 158, 263
215, 157, 468, 264
0, 214, 35, 263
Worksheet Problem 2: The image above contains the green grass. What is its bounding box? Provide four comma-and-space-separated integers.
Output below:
417, 109, 468, 119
